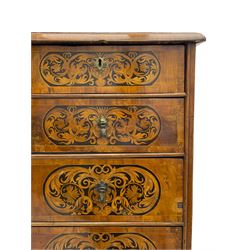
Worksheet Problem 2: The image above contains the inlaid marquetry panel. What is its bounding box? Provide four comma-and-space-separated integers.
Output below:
40, 51, 160, 87
43, 105, 160, 146
32, 45, 184, 94
32, 227, 183, 250
32, 98, 184, 153
32, 158, 183, 222
45, 232, 156, 249
44, 164, 160, 216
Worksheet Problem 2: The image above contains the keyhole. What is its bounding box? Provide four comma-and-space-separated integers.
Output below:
98, 58, 102, 68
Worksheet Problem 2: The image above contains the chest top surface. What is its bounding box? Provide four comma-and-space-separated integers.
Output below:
32, 32, 206, 45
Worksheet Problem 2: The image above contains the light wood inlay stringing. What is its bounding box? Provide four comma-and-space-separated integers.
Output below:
31, 32, 205, 250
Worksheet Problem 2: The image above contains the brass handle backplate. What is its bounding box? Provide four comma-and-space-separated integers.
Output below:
97, 116, 107, 137
95, 181, 108, 203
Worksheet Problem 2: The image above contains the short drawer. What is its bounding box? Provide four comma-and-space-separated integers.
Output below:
32, 226, 182, 249
32, 45, 184, 94
32, 98, 184, 153
32, 157, 183, 222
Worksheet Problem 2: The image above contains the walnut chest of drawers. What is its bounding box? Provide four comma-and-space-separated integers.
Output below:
31, 32, 205, 250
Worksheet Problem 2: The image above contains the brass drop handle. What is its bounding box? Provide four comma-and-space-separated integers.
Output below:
97, 116, 107, 137
95, 181, 108, 203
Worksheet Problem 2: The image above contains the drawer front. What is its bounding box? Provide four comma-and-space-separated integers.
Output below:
32, 226, 182, 249
32, 158, 183, 222
32, 45, 184, 94
32, 98, 184, 153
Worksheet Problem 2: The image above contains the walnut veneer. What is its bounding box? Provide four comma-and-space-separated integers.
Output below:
31, 32, 205, 250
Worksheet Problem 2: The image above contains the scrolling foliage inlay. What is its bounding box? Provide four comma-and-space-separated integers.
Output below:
40, 51, 160, 86
44, 165, 160, 216
45, 232, 156, 250
43, 106, 161, 145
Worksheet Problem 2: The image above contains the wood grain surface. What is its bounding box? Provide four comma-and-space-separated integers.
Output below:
31, 32, 205, 250
32, 98, 184, 153
32, 157, 183, 222
183, 44, 196, 250
32, 45, 184, 94
31, 32, 206, 44
32, 226, 182, 250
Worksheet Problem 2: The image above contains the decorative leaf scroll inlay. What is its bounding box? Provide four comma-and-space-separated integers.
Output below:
45, 233, 156, 250
43, 106, 161, 145
43, 165, 160, 216
40, 51, 160, 86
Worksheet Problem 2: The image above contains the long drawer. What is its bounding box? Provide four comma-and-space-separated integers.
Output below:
32, 157, 183, 222
32, 98, 184, 153
32, 45, 184, 94
32, 226, 182, 249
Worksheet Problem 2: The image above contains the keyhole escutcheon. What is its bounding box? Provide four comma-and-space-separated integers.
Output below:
96, 57, 104, 70
98, 58, 102, 67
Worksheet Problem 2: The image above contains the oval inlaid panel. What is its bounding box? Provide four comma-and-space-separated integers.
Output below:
45, 232, 156, 249
43, 105, 161, 146
43, 164, 160, 216
40, 51, 160, 87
